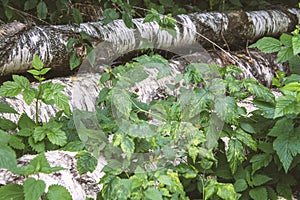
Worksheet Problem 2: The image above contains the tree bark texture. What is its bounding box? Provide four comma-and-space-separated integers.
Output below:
0, 50, 285, 123
0, 150, 106, 200
0, 8, 299, 77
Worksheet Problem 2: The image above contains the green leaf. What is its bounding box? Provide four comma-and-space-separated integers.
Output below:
252, 100, 274, 119
234, 179, 248, 192
216, 183, 236, 200
127, 121, 155, 138
273, 128, 300, 173
214, 96, 238, 124
37, 1, 48, 19
244, 80, 274, 103
111, 88, 132, 119
0, 143, 17, 171
250, 153, 272, 174
23, 88, 35, 105
72, 8, 83, 24
24, 178, 46, 200
8, 135, 25, 150
252, 174, 272, 186
277, 47, 294, 63
24, 0, 38, 10
122, 12, 134, 28
28, 137, 45, 153
280, 33, 292, 46
0, 184, 24, 200
0, 102, 17, 114
0, 118, 17, 131
18, 114, 35, 129
236, 129, 257, 151
75, 151, 98, 174
66, 38, 78, 52
120, 136, 135, 158
53, 92, 71, 115
46, 127, 67, 146
268, 118, 293, 137
46, 185, 72, 200
33, 126, 47, 142
227, 139, 244, 174
249, 37, 282, 53
61, 141, 85, 151
69, 50, 82, 70
39, 67, 51, 75
281, 82, 300, 92
0, 81, 22, 97
274, 95, 300, 118
27, 69, 41, 76
249, 187, 268, 200
292, 34, 300, 55
32, 55, 44, 70
144, 187, 163, 200
103, 8, 120, 25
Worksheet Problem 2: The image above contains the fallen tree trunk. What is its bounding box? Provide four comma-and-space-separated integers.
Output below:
0, 8, 299, 77
0, 49, 285, 123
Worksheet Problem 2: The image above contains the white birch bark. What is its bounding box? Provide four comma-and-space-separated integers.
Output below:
0, 8, 299, 77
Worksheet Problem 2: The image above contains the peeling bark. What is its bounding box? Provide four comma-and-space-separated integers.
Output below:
0, 8, 299, 77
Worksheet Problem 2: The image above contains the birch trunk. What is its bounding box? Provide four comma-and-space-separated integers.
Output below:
0, 49, 285, 123
0, 8, 299, 77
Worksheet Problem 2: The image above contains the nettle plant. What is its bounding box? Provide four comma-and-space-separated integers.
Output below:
0, 55, 97, 199
76, 53, 300, 200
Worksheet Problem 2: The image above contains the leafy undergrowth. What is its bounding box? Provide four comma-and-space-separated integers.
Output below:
0, 51, 299, 200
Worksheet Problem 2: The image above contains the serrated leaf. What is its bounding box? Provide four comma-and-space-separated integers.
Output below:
281, 82, 300, 92
72, 8, 82, 24
28, 137, 45, 153
75, 151, 97, 174
27, 69, 41, 76
292, 34, 300, 55
18, 113, 35, 129
234, 179, 248, 192
54, 92, 70, 115
0, 102, 17, 114
8, 135, 25, 150
0, 81, 21, 97
13, 75, 30, 89
127, 121, 155, 138
226, 139, 244, 174
236, 129, 257, 151
280, 33, 292, 46
216, 183, 236, 200
37, 1, 48, 19
273, 129, 300, 173
0, 184, 24, 200
214, 96, 238, 124
144, 187, 163, 200
249, 37, 282, 53
33, 126, 47, 142
252, 100, 274, 119
120, 136, 135, 158
32, 55, 43, 70
24, 178, 46, 200
24, 0, 38, 10
274, 95, 300, 118
244, 80, 274, 103
252, 174, 272, 186
0, 118, 17, 131
23, 88, 35, 105
111, 88, 132, 119
46, 128, 67, 146
250, 153, 272, 174
46, 185, 72, 200
39, 67, 51, 75
277, 47, 294, 63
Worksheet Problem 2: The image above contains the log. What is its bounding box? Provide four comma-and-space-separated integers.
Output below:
0, 8, 299, 77
0, 49, 285, 123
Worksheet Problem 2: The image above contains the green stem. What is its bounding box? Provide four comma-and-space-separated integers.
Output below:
35, 80, 43, 125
